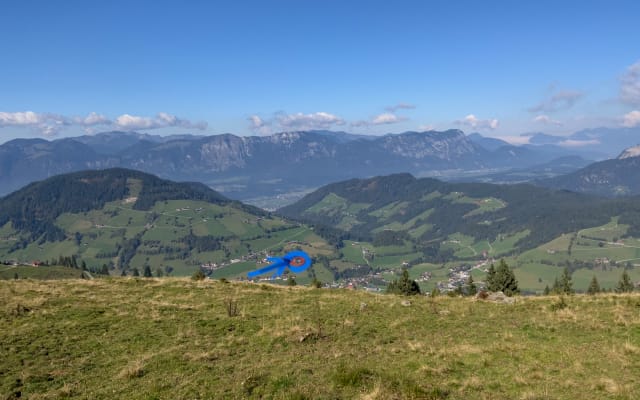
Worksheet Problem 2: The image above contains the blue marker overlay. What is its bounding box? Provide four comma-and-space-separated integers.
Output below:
247, 250, 312, 279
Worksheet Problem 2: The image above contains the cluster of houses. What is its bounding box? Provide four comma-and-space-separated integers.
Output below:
435, 259, 492, 292
414, 271, 432, 282
200, 251, 263, 273
437, 264, 472, 292
1, 260, 42, 267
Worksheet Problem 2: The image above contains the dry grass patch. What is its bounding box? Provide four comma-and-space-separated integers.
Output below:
118, 359, 145, 379
597, 377, 622, 394
622, 341, 640, 355
450, 343, 483, 356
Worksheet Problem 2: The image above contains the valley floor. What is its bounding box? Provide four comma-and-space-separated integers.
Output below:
1, 278, 640, 399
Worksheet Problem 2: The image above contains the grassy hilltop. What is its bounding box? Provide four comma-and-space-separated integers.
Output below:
2, 278, 640, 399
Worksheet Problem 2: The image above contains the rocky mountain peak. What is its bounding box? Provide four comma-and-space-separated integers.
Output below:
617, 145, 640, 159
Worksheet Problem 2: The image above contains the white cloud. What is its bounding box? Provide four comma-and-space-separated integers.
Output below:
277, 112, 344, 130
529, 89, 584, 113
75, 112, 110, 126
372, 113, 403, 125
115, 114, 156, 129
350, 112, 406, 128
455, 114, 499, 130
39, 124, 61, 137
622, 110, 640, 127
248, 115, 265, 129
621, 61, 640, 106
533, 114, 563, 126
249, 111, 345, 133
0, 111, 44, 126
247, 115, 272, 135
0, 111, 69, 137
115, 113, 207, 130
0, 110, 206, 137
157, 112, 177, 124
385, 103, 416, 112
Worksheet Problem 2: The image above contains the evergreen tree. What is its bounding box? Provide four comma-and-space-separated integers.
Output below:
120, 269, 127, 276
466, 274, 477, 296
494, 259, 519, 296
485, 263, 498, 291
386, 269, 421, 295
587, 275, 601, 295
287, 275, 297, 286
132, 267, 140, 277
191, 269, 205, 281
100, 264, 109, 275
543, 285, 550, 295
558, 267, 574, 295
143, 265, 152, 278
13, 272, 18, 280
551, 277, 560, 294
616, 270, 634, 293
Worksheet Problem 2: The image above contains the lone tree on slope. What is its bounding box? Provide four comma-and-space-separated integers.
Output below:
587, 275, 601, 295
616, 270, 634, 293
486, 259, 519, 297
386, 269, 421, 296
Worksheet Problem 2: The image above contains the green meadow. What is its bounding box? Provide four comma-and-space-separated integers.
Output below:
1, 278, 639, 399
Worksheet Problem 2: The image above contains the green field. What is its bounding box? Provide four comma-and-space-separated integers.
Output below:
2, 278, 639, 399
340, 241, 370, 265
368, 201, 409, 220
0, 265, 81, 280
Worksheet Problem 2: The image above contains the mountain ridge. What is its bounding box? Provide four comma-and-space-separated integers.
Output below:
540, 150, 640, 197
2, 127, 637, 201
0, 129, 489, 198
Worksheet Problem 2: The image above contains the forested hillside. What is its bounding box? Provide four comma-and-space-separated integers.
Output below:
0, 169, 332, 279
0, 168, 235, 244
280, 173, 640, 253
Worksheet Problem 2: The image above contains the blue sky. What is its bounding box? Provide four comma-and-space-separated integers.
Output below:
1, 0, 639, 143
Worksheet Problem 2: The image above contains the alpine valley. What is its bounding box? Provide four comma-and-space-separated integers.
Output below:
2, 166, 640, 293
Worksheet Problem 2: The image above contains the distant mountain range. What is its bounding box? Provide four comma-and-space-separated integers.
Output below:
539, 146, 640, 196
1, 127, 638, 202
518, 127, 640, 159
